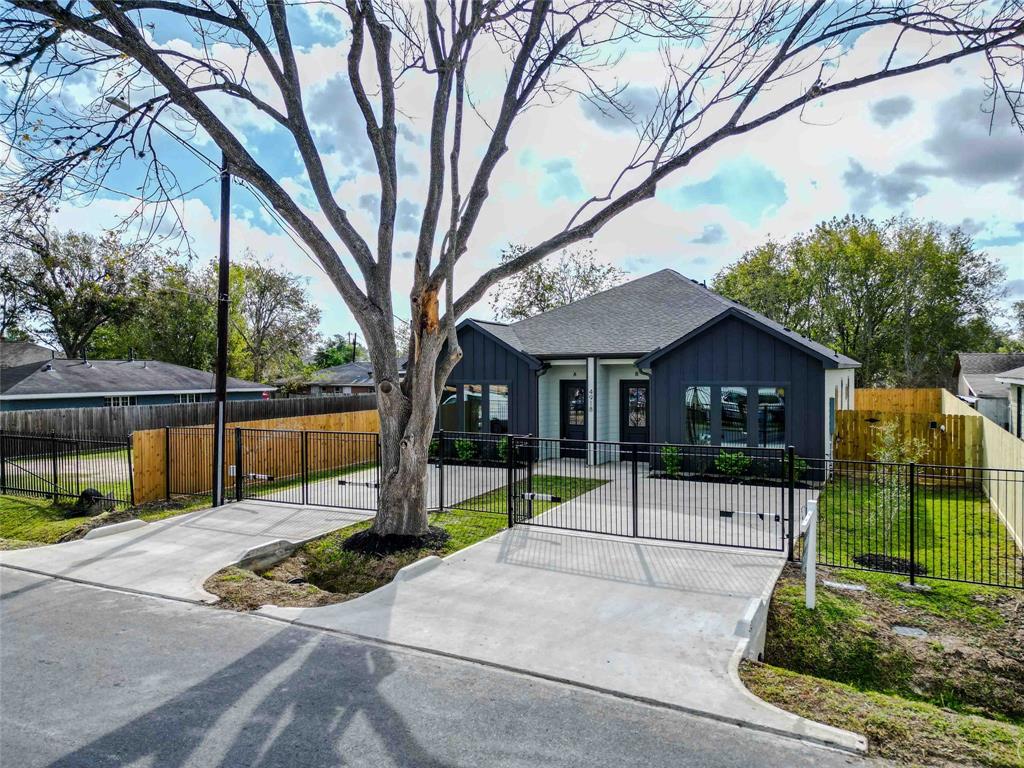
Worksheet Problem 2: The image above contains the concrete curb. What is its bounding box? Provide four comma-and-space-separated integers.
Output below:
395, 555, 443, 581
83, 519, 148, 539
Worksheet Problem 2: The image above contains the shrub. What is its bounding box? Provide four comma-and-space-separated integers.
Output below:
428, 438, 439, 459
454, 438, 477, 462
496, 436, 509, 463
660, 445, 682, 476
715, 450, 751, 478
782, 453, 808, 482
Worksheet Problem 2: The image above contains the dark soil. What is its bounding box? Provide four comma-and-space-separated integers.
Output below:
341, 525, 451, 556
648, 472, 815, 490
853, 553, 928, 575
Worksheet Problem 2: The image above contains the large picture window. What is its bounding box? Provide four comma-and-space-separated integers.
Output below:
720, 386, 748, 446
463, 384, 484, 433
757, 387, 785, 447
685, 386, 711, 444
437, 383, 511, 434
489, 385, 509, 433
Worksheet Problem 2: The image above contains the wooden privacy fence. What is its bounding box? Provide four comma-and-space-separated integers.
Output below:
1, 393, 377, 441
833, 409, 981, 467
854, 387, 944, 413
132, 409, 380, 504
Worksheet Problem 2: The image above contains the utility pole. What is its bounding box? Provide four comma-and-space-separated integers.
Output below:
350, 332, 358, 364
212, 154, 231, 507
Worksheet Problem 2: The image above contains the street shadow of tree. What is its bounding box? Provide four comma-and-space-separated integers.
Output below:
47, 629, 458, 768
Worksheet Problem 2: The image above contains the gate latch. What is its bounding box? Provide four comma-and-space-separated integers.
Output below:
246, 473, 274, 481
338, 480, 379, 488
518, 492, 561, 502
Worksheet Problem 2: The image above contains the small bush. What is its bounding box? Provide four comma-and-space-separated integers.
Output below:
428, 438, 439, 459
496, 436, 509, 463
661, 445, 682, 476
783, 453, 808, 481
454, 438, 477, 462
715, 450, 751, 478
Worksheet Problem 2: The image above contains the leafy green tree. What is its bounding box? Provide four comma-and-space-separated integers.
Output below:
713, 216, 1007, 387
0, 225, 158, 358
314, 334, 369, 368
490, 246, 626, 322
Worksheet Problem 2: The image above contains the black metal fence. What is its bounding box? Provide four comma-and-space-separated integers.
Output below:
155, 426, 1024, 590
808, 457, 1023, 589
0, 430, 134, 507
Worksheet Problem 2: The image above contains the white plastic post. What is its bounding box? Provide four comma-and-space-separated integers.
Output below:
802, 499, 818, 610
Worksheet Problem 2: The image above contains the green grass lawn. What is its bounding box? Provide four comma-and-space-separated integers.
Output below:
239, 461, 376, 499
741, 661, 1024, 768
0, 492, 209, 545
817, 476, 1022, 587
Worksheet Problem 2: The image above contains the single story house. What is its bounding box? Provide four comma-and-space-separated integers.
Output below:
995, 365, 1024, 439
0, 357, 273, 412
953, 352, 1024, 430
276, 358, 407, 397
441, 269, 859, 460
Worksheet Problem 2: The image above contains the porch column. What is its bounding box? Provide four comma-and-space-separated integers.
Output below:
587, 356, 597, 464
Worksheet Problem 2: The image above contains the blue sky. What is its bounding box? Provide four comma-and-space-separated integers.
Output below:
45, 6, 1024, 344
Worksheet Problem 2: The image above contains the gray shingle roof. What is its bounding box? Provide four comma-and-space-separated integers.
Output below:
0, 358, 272, 399
956, 352, 1024, 399
474, 269, 858, 367
996, 364, 1024, 384
307, 361, 375, 387
0, 340, 62, 369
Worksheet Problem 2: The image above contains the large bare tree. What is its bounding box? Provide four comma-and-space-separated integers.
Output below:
2, 1, 1022, 543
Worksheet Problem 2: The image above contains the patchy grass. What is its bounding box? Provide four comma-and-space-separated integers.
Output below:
817, 477, 1022, 588
0, 493, 209, 545
762, 564, 1023, 724
207, 474, 605, 610
741, 661, 1024, 768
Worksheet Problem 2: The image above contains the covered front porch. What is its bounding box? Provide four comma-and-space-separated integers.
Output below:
537, 358, 649, 461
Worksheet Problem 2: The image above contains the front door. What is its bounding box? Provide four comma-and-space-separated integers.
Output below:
560, 380, 587, 458
619, 380, 650, 449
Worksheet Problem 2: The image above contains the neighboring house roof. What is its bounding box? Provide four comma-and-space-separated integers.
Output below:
470, 269, 858, 368
0, 358, 273, 400
307, 361, 376, 387
0, 340, 62, 369
955, 352, 1024, 399
995, 364, 1024, 386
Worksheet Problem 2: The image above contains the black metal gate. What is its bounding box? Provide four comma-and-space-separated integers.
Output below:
509, 436, 793, 553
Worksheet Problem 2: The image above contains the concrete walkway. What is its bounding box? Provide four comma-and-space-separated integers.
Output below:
0, 500, 372, 602
261, 527, 864, 753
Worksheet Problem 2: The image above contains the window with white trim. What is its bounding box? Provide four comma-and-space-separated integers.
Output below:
105, 395, 138, 407
177, 393, 202, 404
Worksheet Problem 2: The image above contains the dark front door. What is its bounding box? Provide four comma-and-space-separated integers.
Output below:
560, 380, 587, 458
619, 380, 649, 450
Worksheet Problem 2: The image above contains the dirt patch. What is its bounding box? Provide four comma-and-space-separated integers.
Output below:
341, 525, 450, 555
0, 537, 37, 551
206, 555, 359, 612
852, 553, 927, 575
763, 564, 1024, 723
56, 508, 139, 542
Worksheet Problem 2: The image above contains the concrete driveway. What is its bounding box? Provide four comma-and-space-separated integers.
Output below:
0, 500, 372, 602
261, 527, 864, 753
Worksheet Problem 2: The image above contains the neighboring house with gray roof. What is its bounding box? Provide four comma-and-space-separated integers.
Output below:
0, 357, 274, 412
995, 364, 1024, 439
277, 358, 407, 396
953, 352, 1024, 430
443, 269, 860, 460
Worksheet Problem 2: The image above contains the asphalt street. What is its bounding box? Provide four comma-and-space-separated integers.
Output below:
0, 568, 882, 768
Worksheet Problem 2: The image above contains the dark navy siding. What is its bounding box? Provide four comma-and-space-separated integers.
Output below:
648, 315, 826, 458
445, 324, 538, 435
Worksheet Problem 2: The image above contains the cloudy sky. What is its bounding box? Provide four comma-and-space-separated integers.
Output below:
51, 7, 1024, 342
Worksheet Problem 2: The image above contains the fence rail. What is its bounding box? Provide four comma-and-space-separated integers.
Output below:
0, 430, 134, 508
0, 393, 377, 441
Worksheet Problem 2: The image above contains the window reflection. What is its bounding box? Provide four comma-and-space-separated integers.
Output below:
757, 387, 785, 447
627, 386, 647, 427
685, 386, 711, 444
438, 385, 458, 431
721, 386, 748, 446
463, 384, 484, 432
489, 384, 509, 433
